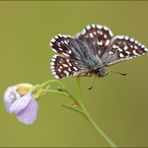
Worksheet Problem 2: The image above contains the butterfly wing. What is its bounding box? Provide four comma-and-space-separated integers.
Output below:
50, 35, 91, 79
50, 34, 75, 58
76, 24, 113, 57
101, 36, 148, 66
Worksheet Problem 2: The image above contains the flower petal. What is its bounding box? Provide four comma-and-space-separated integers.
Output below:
16, 100, 38, 125
9, 93, 33, 114
3, 86, 20, 112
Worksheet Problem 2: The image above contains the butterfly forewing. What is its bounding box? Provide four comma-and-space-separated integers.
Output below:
77, 24, 113, 57
103, 36, 148, 66
50, 34, 75, 58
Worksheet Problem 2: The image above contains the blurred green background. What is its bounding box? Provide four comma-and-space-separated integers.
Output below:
0, 1, 148, 147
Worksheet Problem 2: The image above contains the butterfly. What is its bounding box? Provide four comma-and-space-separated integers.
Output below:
50, 24, 148, 79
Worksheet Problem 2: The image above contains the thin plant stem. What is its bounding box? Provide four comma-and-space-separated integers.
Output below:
35, 79, 117, 147
62, 104, 84, 115
80, 102, 117, 147
46, 89, 69, 97
76, 78, 117, 148
41, 79, 66, 89
62, 88, 81, 107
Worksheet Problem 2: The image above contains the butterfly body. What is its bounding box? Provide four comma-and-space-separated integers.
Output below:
50, 24, 148, 79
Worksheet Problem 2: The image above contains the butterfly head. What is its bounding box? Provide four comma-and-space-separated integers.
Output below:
95, 67, 108, 78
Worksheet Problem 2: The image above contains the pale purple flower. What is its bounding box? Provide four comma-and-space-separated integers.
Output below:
3, 83, 38, 125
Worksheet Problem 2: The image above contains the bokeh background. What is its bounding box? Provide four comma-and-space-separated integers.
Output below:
0, 1, 148, 147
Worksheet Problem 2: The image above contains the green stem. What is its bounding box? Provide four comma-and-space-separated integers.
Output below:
76, 79, 117, 148
46, 89, 69, 97
80, 103, 117, 147
34, 79, 117, 147
62, 104, 84, 115
62, 88, 81, 107
41, 79, 66, 89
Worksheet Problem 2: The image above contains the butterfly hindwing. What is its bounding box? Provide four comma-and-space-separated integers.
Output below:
50, 55, 86, 79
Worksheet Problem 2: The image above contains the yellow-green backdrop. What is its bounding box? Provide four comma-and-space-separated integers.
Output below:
0, 1, 148, 147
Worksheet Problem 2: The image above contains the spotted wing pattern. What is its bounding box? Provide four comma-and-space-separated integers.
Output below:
50, 34, 74, 58
102, 36, 148, 66
50, 35, 92, 79
50, 55, 88, 79
77, 24, 113, 57
50, 24, 148, 79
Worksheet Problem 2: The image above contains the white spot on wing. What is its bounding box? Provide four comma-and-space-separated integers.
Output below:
59, 48, 63, 51
63, 53, 69, 57
63, 64, 68, 67
59, 66, 62, 69
130, 38, 134, 42
51, 56, 57, 62
105, 40, 110, 46
103, 26, 109, 31
50, 66, 54, 69
63, 35, 68, 38
68, 67, 71, 71
50, 62, 54, 66
104, 34, 107, 39
64, 70, 69, 77
109, 51, 114, 55
119, 53, 124, 58
135, 40, 138, 44
130, 45, 133, 48
89, 33, 93, 38
81, 29, 86, 35
118, 48, 123, 52
86, 25, 91, 30
51, 38, 56, 43
113, 45, 118, 48
134, 45, 138, 49
133, 50, 139, 56
54, 36, 59, 39
125, 51, 130, 55
141, 45, 145, 48
91, 24, 95, 28
58, 68, 61, 72
64, 41, 68, 45
58, 34, 62, 37
73, 67, 78, 71
69, 62, 72, 66
144, 48, 148, 52
116, 35, 124, 40
97, 41, 103, 45
125, 36, 129, 40
54, 75, 59, 79
66, 59, 70, 62
109, 30, 113, 37
96, 25, 102, 29
68, 50, 72, 54
124, 45, 128, 50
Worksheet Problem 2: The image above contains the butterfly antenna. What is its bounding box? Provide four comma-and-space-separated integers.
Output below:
111, 71, 127, 76
88, 75, 97, 90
